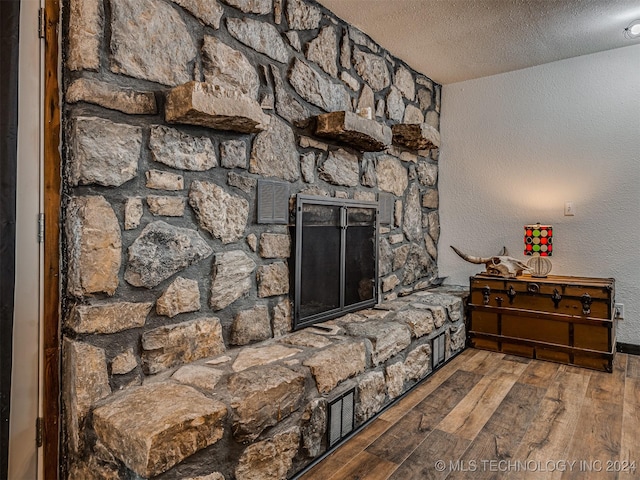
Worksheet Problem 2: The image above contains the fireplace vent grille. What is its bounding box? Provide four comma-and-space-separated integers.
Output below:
378, 192, 394, 225
257, 179, 289, 224
327, 387, 355, 448
432, 332, 446, 370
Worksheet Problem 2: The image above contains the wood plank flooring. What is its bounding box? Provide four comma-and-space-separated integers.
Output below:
299, 349, 640, 480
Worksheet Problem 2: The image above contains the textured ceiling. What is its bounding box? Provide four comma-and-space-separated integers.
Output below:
317, 0, 640, 84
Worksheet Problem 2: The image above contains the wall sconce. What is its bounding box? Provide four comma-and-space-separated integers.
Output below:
624, 20, 640, 39
524, 223, 552, 277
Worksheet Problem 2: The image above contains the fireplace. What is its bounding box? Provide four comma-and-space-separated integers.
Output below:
293, 195, 379, 329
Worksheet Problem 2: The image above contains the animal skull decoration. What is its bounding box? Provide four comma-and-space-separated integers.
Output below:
450, 246, 531, 278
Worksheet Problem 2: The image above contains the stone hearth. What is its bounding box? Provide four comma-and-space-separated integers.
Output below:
61, 0, 447, 478
69, 288, 466, 479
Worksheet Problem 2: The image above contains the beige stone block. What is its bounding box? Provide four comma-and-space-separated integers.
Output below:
68, 301, 153, 334
68, 0, 103, 71
228, 366, 306, 441
257, 262, 289, 298
249, 115, 300, 181
235, 426, 300, 480
63, 338, 111, 453
422, 189, 439, 209
286, 0, 321, 30
385, 362, 405, 399
392, 123, 441, 151
111, 349, 138, 375
145, 169, 184, 190
272, 297, 292, 337
171, 364, 224, 391
227, 17, 289, 63
404, 344, 431, 381
230, 305, 272, 346
306, 25, 338, 77
356, 371, 386, 423
172, 0, 223, 28
281, 331, 332, 349
70, 117, 141, 187
149, 125, 217, 171
146, 195, 186, 217
376, 155, 408, 196
124, 197, 143, 230
67, 78, 156, 114
93, 383, 227, 477
110, 0, 196, 86
259, 233, 291, 259
66, 196, 121, 297
232, 344, 302, 372
189, 180, 250, 244
315, 111, 392, 152
319, 149, 359, 187
165, 82, 270, 133
156, 277, 200, 318
142, 317, 225, 373
303, 341, 366, 393
210, 250, 256, 310
343, 321, 411, 366
396, 308, 435, 338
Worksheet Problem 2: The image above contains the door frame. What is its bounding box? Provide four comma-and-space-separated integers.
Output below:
8, 0, 55, 478
42, 0, 61, 478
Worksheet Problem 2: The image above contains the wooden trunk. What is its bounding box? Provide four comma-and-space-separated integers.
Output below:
467, 274, 616, 372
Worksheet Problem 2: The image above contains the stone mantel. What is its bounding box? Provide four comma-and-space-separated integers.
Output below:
314, 111, 392, 152
165, 82, 271, 133
392, 122, 441, 151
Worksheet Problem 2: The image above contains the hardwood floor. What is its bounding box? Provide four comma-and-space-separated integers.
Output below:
299, 349, 640, 480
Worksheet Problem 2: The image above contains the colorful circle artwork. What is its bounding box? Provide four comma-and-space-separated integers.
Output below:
524, 224, 552, 256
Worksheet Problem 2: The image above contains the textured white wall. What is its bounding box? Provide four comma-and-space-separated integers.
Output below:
439, 44, 640, 344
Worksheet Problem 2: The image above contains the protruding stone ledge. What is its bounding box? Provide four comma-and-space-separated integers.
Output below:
314, 111, 392, 152
68, 301, 153, 334
391, 122, 441, 151
92, 383, 227, 478
67, 78, 157, 115
165, 82, 271, 133
82, 288, 467, 478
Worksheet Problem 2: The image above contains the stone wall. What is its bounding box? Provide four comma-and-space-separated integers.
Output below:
61, 0, 446, 478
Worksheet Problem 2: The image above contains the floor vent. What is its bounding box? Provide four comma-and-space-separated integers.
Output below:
432, 332, 446, 370
327, 387, 356, 448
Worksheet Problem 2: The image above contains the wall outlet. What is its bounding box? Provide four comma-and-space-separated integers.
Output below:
615, 303, 624, 319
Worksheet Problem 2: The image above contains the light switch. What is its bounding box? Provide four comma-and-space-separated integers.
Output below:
564, 201, 575, 216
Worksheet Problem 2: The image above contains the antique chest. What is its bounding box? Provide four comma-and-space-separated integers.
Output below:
468, 274, 616, 372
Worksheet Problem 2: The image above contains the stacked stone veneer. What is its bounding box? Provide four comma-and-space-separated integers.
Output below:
61, 0, 457, 478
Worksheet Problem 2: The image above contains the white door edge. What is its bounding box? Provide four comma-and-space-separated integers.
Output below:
9, 0, 46, 478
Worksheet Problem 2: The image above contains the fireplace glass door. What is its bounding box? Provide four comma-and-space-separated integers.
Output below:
294, 195, 378, 329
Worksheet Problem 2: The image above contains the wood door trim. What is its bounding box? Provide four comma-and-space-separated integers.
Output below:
43, 0, 61, 478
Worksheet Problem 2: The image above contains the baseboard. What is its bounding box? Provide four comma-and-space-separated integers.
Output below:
616, 342, 640, 355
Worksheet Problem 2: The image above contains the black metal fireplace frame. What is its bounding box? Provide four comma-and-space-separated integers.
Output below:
293, 194, 379, 330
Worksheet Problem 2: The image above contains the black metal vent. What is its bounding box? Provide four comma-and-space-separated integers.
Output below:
327, 388, 355, 448
257, 179, 289, 224
378, 192, 394, 225
432, 332, 446, 369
